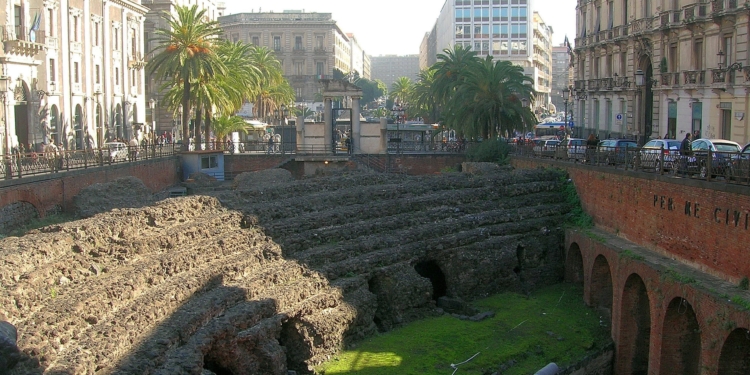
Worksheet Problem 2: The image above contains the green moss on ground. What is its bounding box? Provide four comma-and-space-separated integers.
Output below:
316, 284, 610, 375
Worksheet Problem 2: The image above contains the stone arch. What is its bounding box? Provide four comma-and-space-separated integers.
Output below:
637, 52, 655, 143
414, 260, 447, 300
49, 104, 60, 145
659, 297, 701, 375
616, 273, 651, 375
590, 254, 613, 325
73, 104, 84, 150
279, 318, 312, 372
718, 328, 750, 374
13, 80, 31, 148
565, 243, 584, 285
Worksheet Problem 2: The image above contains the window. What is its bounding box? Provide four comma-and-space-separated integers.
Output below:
14, 5, 23, 39
593, 100, 600, 130
96, 65, 100, 84
95, 22, 100, 46
201, 155, 218, 169
644, 0, 651, 18
295, 36, 303, 50
316, 62, 325, 76
252, 36, 259, 45
73, 16, 79, 42
114, 28, 119, 50
670, 43, 678, 71
694, 39, 703, 70
623, 1, 628, 24
115, 67, 119, 85
621, 51, 627, 75
231, 33, 239, 42
74, 62, 79, 83
49, 59, 56, 81
294, 60, 304, 75
273, 36, 281, 51
48, 8, 54, 37
723, 35, 733, 67
608, 1, 614, 29
131, 29, 137, 57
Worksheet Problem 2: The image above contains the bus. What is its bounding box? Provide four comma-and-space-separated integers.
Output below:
534, 122, 567, 139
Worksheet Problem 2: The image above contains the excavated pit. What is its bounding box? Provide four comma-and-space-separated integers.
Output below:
1, 167, 570, 374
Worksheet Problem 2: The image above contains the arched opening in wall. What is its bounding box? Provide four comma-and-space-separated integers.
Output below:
616, 273, 651, 375
49, 105, 59, 145
590, 255, 613, 325
659, 297, 701, 375
14, 80, 30, 147
202, 354, 234, 375
718, 328, 750, 374
279, 318, 311, 372
565, 243, 584, 285
115, 104, 123, 140
414, 260, 447, 300
74, 105, 83, 150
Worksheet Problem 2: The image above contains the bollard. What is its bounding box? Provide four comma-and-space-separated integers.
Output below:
534, 362, 559, 375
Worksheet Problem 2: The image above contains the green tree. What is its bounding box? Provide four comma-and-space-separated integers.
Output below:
212, 114, 248, 142
354, 77, 386, 108
148, 4, 226, 150
412, 68, 440, 123
446, 56, 536, 139
390, 77, 413, 106
247, 46, 285, 122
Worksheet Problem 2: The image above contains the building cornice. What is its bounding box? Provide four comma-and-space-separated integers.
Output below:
111, 0, 150, 16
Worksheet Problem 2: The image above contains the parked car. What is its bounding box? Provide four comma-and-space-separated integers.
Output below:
689, 138, 742, 178
597, 139, 638, 165
555, 138, 586, 161
636, 139, 681, 172
104, 142, 128, 162
728, 143, 750, 182
533, 139, 560, 158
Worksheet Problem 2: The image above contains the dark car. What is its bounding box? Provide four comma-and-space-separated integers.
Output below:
636, 139, 681, 172
597, 139, 638, 165
689, 138, 741, 178
728, 143, 750, 181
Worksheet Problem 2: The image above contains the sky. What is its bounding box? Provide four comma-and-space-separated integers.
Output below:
223, 0, 577, 56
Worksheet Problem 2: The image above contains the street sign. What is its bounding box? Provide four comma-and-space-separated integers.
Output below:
616, 113, 623, 126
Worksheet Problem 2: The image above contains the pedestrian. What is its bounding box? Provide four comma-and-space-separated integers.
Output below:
267, 135, 274, 154
664, 132, 670, 140
679, 132, 693, 177
693, 129, 701, 140
585, 133, 598, 164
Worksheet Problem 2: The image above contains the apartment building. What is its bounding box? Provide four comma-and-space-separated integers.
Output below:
552, 43, 574, 113
218, 11, 352, 104
0, 0, 149, 156
574, 0, 750, 144
422, 0, 553, 112
346, 33, 371, 80
371, 55, 420, 89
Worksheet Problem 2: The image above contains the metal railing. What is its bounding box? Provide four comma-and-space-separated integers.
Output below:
0, 144, 177, 180
511, 142, 750, 185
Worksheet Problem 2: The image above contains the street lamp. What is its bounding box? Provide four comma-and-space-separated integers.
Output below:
0, 76, 10, 178
149, 98, 156, 143
562, 87, 570, 138
391, 103, 405, 155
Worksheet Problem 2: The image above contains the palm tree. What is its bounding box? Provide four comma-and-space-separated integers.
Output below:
148, 4, 226, 151
247, 46, 285, 121
212, 114, 248, 143
447, 56, 537, 139
412, 68, 440, 123
390, 77, 413, 106
431, 44, 479, 107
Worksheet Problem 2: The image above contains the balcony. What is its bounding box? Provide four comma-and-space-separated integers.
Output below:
660, 10, 682, 28
1, 25, 45, 57
314, 47, 327, 54
660, 72, 680, 87
629, 16, 655, 35
683, 70, 706, 88
293, 47, 306, 54
600, 77, 614, 90
70, 41, 82, 54
587, 78, 600, 91
613, 75, 631, 89
128, 53, 146, 70
574, 80, 586, 91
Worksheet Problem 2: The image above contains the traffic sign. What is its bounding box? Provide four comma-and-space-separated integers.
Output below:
616, 113, 623, 120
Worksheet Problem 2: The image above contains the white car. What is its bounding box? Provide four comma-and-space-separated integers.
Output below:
104, 142, 128, 162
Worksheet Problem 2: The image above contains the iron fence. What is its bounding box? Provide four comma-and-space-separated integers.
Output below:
0, 144, 177, 180
511, 142, 750, 185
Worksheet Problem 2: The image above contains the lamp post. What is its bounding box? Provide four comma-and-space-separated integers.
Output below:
391, 103, 404, 155
281, 104, 289, 154
562, 87, 570, 138
149, 98, 156, 143
635, 69, 645, 144
0, 76, 9, 169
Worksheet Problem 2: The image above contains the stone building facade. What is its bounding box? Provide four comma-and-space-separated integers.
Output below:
574, 0, 750, 144
218, 11, 353, 105
0, 0, 149, 156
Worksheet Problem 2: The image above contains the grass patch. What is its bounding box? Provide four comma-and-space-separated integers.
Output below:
2, 212, 76, 238
560, 176, 593, 229
465, 140, 511, 165
663, 268, 698, 285
731, 295, 750, 311
620, 250, 645, 261
316, 284, 610, 375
